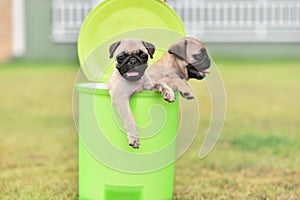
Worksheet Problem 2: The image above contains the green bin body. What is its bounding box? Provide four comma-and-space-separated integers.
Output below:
76, 0, 185, 198
77, 83, 179, 200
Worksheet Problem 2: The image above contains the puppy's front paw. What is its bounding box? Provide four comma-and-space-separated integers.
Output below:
128, 134, 140, 149
157, 84, 175, 103
164, 91, 175, 102
162, 89, 175, 103
180, 91, 195, 100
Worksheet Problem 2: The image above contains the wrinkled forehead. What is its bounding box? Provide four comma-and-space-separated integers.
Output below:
186, 39, 206, 56
114, 39, 147, 56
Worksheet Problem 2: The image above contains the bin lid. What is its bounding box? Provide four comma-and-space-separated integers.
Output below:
77, 0, 186, 82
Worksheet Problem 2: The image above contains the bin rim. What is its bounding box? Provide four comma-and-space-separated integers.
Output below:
76, 82, 163, 97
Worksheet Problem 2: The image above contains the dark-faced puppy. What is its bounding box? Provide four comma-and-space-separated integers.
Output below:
109, 39, 155, 82
107, 38, 175, 149
148, 37, 211, 99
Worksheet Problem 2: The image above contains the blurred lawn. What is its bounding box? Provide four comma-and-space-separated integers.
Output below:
0, 63, 78, 199
0, 59, 300, 199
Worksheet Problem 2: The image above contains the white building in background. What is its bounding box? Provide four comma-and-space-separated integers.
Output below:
1, 0, 299, 62
51, 0, 300, 43
12, 0, 26, 57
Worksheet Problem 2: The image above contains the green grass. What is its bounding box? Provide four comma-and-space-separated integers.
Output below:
0, 63, 78, 199
0, 59, 300, 199
173, 59, 300, 199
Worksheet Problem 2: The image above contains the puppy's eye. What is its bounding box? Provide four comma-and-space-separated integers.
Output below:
117, 55, 126, 63
140, 53, 148, 62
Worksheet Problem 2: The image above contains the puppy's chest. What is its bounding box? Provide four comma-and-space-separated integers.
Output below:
160, 69, 181, 79
125, 77, 150, 93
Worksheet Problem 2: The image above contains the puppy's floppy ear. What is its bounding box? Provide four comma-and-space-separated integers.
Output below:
168, 39, 188, 60
142, 41, 155, 59
109, 41, 121, 58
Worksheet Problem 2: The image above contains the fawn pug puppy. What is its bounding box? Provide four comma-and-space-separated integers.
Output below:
107, 38, 174, 149
149, 37, 211, 99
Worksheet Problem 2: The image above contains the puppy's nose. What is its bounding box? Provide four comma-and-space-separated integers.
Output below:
128, 57, 137, 66
200, 47, 207, 54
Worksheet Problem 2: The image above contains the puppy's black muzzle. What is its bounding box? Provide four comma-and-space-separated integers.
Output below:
186, 48, 211, 80
187, 57, 211, 80
116, 51, 149, 82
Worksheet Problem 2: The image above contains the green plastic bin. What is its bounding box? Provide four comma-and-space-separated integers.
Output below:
76, 0, 186, 199
77, 83, 179, 200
